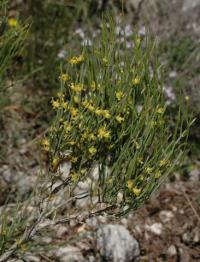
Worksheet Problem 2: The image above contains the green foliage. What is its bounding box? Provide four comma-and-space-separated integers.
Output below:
0, 1, 28, 159
44, 20, 190, 214
0, 2, 28, 112
0, 202, 27, 255
23, 0, 95, 87
160, 35, 200, 156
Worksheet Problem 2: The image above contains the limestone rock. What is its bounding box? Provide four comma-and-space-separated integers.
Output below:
97, 224, 140, 262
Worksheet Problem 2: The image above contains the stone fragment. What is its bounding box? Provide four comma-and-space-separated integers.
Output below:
97, 224, 140, 262
53, 246, 85, 262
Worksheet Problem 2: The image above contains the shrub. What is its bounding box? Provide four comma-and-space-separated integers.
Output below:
44, 20, 190, 215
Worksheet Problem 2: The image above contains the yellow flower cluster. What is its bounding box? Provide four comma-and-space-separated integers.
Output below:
70, 83, 84, 93
41, 138, 50, 152
156, 107, 165, 114
97, 125, 111, 139
159, 159, 168, 167
60, 73, 70, 82
89, 146, 97, 155
51, 99, 60, 109
127, 180, 141, 196
70, 107, 78, 118
82, 100, 95, 112
69, 54, 84, 65
102, 57, 108, 64
145, 166, 153, 174
115, 91, 124, 101
132, 77, 140, 85
51, 98, 68, 111
116, 114, 124, 123
82, 101, 112, 119
155, 170, 161, 178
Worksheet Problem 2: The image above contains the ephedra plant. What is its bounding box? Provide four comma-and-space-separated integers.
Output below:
43, 19, 191, 215
0, 18, 191, 261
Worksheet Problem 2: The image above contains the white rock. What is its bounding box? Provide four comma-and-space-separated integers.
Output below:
145, 223, 163, 235
169, 71, 177, 78
189, 168, 199, 182
24, 254, 41, 262
167, 245, 177, 256
54, 246, 84, 262
97, 224, 140, 262
159, 210, 174, 223
60, 162, 71, 180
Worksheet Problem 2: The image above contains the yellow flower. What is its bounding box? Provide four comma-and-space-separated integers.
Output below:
57, 91, 64, 98
20, 244, 27, 252
133, 140, 140, 149
137, 157, 144, 164
89, 133, 96, 140
88, 104, 95, 112
185, 95, 190, 101
73, 95, 80, 104
41, 138, 50, 151
135, 36, 141, 46
95, 108, 103, 116
150, 120, 157, 128
70, 83, 84, 93
115, 91, 124, 101
91, 81, 96, 91
68, 141, 75, 145
156, 107, 165, 114
132, 187, 141, 196
102, 57, 108, 64
80, 168, 87, 175
98, 125, 111, 139
60, 73, 70, 82
88, 146, 97, 155
8, 18, 18, 27
63, 123, 71, 133
155, 171, 161, 179
81, 131, 88, 140
61, 101, 68, 111
139, 175, 144, 181
116, 115, 124, 123
132, 77, 140, 85
159, 159, 168, 167
127, 180, 133, 190
82, 100, 94, 111
145, 166, 153, 174
102, 110, 111, 119
69, 54, 84, 65
51, 99, 60, 109
71, 156, 78, 163
52, 157, 59, 170
71, 171, 79, 182
70, 107, 78, 118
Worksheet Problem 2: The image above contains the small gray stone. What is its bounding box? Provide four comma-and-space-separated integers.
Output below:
167, 245, 177, 257
189, 168, 199, 182
97, 224, 140, 262
145, 223, 163, 236
53, 246, 85, 262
